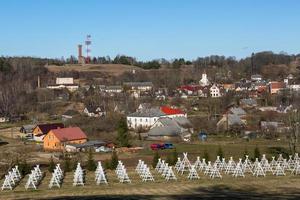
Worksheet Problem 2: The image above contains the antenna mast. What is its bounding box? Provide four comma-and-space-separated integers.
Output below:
85, 35, 92, 63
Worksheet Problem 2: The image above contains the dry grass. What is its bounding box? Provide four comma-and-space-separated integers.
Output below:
46, 64, 143, 76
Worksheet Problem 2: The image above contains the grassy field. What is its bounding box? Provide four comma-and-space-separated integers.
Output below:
1, 127, 299, 199
1, 166, 300, 200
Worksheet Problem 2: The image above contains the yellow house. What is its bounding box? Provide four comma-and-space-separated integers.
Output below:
32, 123, 65, 142
43, 127, 87, 151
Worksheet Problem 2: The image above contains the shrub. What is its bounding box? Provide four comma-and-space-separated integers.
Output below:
48, 156, 55, 172
19, 159, 31, 176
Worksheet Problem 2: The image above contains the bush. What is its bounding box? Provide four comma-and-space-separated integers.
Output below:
268, 146, 290, 158
18, 159, 31, 176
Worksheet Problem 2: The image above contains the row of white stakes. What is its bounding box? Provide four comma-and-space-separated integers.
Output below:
25, 165, 43, 190
1, 166, 22, 190
49, 164, 64, 188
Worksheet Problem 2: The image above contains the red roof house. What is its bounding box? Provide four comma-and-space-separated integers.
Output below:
43, 127, 88, 151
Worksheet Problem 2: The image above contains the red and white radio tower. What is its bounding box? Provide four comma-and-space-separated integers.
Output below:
85, 35, 92, 63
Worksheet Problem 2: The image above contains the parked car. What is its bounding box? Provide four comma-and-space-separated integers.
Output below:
95, 146, 112, 153
164, 143, 174, 149
150, 143, 165, 150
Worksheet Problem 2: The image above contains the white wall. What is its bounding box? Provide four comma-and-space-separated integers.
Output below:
127, 116, 160, 129
56, 77, 74, 85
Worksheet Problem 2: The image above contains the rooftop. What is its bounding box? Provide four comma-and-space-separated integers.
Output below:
51, 127, 87, 142
128, 108, 165, 118
160, 106, 184, 115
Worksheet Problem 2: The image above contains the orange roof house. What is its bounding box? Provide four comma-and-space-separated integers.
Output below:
269, 81, 286, 94
32, 123, 65, 142
43, 127, 87, 151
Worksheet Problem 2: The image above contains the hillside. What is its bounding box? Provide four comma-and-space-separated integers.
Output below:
46, 64, 144, 76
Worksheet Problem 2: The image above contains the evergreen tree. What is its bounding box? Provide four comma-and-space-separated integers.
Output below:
63, 154, 71, 172
19, 159, 31, 176
171, 148, 178, 165
217, 146, 224, 158
152, 150, 160, 168
86, 148, 96, 171
203, 149, 210, 161
116, 118, 130, 147
48, 156, 55, 172
110, 151, 118, 170
254, 146, 261, 160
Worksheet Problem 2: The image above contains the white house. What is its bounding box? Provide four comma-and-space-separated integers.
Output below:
199, 72, 210, 86
210, 84, 222, 98
104, 85, 123, 93
0, 117, 9, 123
127, 108, 165, 129
47, 77, 79, 92
288, 84, 300, 91
83, 106, 106, 117
251, 74, 263, 82
56, 77, 74, 85
124, 82, 153, 92
127, 106, 187, 129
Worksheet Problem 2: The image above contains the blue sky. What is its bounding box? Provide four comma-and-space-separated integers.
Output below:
0, 0, 299, 60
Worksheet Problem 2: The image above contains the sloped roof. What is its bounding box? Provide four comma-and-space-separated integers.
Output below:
148, 125, 181, 136
51, 127, 87, 142
229, 107, 246, 116
270, 81, 286, 89
228, 114, 244, 126
173, 116, 192, 128
36, 123, 65, 134
160, 106, 184, 115
128, 108, 165, 117
240, 98, 257, 106
157, 117, 181, 128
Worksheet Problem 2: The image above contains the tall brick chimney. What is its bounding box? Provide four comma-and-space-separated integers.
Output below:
78, 44, 85, 64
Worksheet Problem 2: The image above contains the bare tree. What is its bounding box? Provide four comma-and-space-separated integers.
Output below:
287, 112, 300, 154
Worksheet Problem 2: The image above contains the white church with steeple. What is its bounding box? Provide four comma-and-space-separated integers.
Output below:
199, 71, 210, 86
